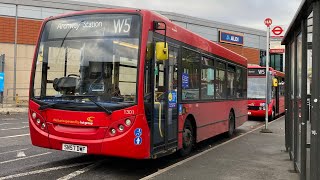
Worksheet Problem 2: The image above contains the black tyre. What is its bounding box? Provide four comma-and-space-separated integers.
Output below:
269, 107, 275, 121
226, 111, 235, 138
179, 119, 195, 156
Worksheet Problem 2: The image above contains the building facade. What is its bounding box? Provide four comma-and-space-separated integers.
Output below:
0, 0, 280, 102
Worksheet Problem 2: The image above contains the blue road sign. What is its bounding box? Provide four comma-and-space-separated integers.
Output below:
134, 137, 142, 145
0, 73, 4, 92
134, 128, 142, 137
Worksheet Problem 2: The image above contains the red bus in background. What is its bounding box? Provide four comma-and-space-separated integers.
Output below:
247, 65, 285, 119
29, 9, 248, 159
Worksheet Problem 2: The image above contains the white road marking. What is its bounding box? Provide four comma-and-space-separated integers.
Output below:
0, 118, 16, 121
16, 151, 26, 157
57, 160, 103, 180
0, 134, 30, 139
140, 119, 279, 180
0, 162, 93, 180
0, 126, 28, 131
0, 148, 29, 155
0, 152, 52, 165
0, 122, 28, 126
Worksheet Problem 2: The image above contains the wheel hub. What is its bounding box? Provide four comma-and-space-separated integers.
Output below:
183, 129, 192, 147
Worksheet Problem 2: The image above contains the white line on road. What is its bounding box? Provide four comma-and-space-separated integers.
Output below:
140, 119, 279, 180
0, 118, 17, 121
0, 126, 28, 131
57, 161, 103, 180
0, 152, 52, 165
0, 122, 28, 126
0, 148, 29, 155
0, 162, 93, 180
0, 134, 30, 139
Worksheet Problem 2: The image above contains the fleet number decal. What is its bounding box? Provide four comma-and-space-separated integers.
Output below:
124, 110, 135, 115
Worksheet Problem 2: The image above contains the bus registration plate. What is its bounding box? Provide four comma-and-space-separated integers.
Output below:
62, 143, 87, 153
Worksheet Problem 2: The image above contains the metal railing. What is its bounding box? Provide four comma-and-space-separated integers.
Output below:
0, 88, 30, 107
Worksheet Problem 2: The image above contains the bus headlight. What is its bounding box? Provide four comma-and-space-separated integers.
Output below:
118, 125, 124, 131
30, 110, 48, 132
32, 113, 37, 120
110, 128, 116, 135
125, 119, 132, 126
259, 106, 266, 110
41, 123, 46, 129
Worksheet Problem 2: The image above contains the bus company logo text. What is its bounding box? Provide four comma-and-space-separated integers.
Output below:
53, 117, 94, 126
56, 19, 131, 33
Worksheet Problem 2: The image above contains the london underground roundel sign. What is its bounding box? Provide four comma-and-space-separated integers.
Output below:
272, 26, 284, 36
264, 18, 272, 27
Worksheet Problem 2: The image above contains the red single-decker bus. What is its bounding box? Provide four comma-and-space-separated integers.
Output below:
247, 65, 285, 119
29, 9, 248, 159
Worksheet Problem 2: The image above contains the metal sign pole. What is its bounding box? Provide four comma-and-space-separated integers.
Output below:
266, 26, 270, 129
261, 23, 272, 133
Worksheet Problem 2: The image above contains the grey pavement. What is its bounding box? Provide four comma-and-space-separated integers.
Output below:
0, 104, 28, 114
148, 116, 299, 180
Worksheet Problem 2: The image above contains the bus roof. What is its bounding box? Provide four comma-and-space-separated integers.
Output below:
43, 8, 247, 67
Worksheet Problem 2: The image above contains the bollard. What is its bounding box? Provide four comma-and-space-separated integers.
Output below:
15, 93, 19, 107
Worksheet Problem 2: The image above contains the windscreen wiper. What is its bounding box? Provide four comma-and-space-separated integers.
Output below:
38, 101, 74, 110
38, 95, 95, 110
38, 95, 113, 114
87, 98, 112, 115
61, 95, 113, 115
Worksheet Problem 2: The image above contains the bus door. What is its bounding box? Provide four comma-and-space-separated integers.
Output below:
151, 45, 179, 156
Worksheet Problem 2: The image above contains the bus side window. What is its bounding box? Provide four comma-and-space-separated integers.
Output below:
236, 68, 242, 98
181, 48, 200, 101
215, 61, 226, 99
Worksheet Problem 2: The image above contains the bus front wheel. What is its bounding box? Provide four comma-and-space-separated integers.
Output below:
179, 119, 195, 156
226, 111, 235, 138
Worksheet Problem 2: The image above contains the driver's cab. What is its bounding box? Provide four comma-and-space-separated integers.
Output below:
52, 60, 122, 101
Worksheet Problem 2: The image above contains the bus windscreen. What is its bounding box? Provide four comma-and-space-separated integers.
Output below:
247, 77, 267, 99
31, 14, 141, 108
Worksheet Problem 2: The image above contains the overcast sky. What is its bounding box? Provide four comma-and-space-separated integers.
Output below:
72, 0, 302, 30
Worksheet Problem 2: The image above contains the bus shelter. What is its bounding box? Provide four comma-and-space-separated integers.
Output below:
282, 0, 320, 180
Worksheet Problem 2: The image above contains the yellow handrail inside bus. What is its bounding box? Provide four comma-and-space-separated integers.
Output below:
154, 102, 163, 138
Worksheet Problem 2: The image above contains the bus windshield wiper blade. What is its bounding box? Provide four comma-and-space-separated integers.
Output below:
61, 95, 112, 115
61, 95, 113, 115
87, 98, 113, 115
38, 95, 112, 114
60, 95, 96, 99
38, 101, 74, 110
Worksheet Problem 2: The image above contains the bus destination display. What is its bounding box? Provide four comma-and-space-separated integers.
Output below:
47, 14, 135, 39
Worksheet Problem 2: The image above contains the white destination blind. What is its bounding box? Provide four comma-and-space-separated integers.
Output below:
47, 14, 135, 39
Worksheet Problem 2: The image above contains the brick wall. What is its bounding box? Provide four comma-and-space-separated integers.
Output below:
218, 43, 260, 65
0, 17, 15, 43
0, 16, 42, 45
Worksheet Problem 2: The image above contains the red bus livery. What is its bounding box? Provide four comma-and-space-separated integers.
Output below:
29, 9, 248, 159
247, 65, 285, 119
